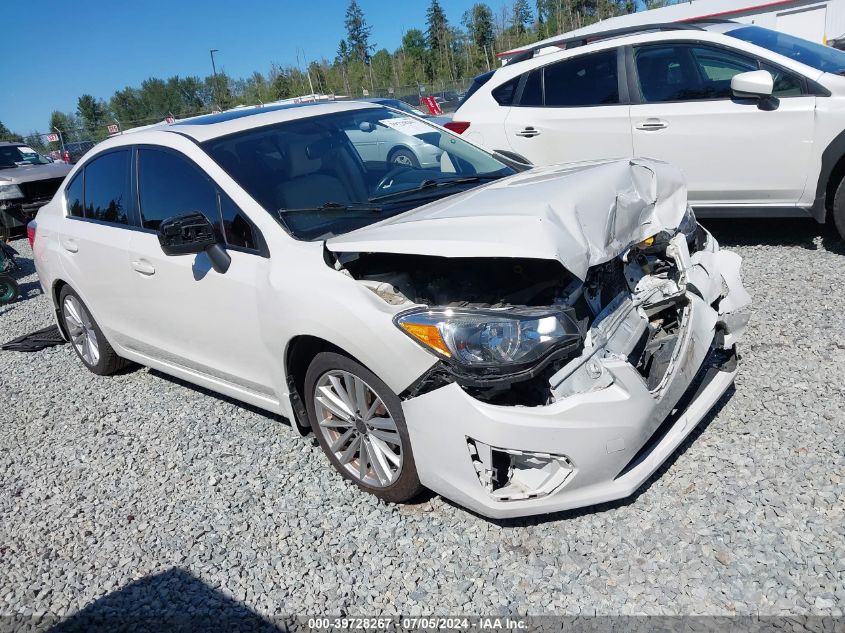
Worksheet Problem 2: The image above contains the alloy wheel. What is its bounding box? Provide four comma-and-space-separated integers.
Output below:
313, 370, 404, 488
391, 153, 414, 166
63, 295, 100, 366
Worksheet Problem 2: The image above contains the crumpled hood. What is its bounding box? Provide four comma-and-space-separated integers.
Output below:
0, 162, 72, 185
327, 158, 688, 280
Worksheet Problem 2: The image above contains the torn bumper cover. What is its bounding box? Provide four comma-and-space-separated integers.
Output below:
401, 233, 750, 519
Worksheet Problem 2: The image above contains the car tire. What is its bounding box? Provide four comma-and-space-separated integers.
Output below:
304, 351, 424, 503
388, 148, 420, 168
0, 275, 18, 305
59, 286, 128, 376
833, 176, 845, 240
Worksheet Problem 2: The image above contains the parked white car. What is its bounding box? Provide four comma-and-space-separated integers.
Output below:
30, 102, 750, 518
453, 20, 845, 238
343, 108, 443, 168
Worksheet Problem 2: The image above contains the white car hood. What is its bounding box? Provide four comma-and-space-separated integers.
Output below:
326, 158, 688, 280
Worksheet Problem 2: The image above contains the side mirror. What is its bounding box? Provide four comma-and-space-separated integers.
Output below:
157, 213, 231, 274
731, 70, 774, 99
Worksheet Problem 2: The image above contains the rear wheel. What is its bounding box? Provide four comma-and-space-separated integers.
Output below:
59, 286, 127, 375
304, 352, 423, 503
831, 175, 845, 239
388, 148, 420, 168
0, 275, 18, 305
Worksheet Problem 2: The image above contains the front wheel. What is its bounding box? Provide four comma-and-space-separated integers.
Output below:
59, 286, 128, 375
831, 175, 845, 239
0, 275, 18, 305
304, 352, 423, 503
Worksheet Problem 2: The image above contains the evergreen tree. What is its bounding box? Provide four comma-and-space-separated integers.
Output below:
345, 0, 373, 63
465, 3, 495, 51
511, 0, 533, 35
0, 121, 23, 142
76, 94, 106, 135
336, 40, 350, 64
426, 0, 453, 81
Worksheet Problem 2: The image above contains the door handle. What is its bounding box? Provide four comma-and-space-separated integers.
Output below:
61, 239, 78, 253
515, 127, 541, 138
636, 118, 668, 131
131, 260, 156, 276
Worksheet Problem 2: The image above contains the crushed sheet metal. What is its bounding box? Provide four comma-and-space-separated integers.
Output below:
326, 158, 687, 280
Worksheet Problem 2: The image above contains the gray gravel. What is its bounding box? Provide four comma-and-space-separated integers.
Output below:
1, 219, 843, 623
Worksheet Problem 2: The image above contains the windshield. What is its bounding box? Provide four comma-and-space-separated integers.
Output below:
379, 99, 426, 116
726, 25, 845, 74
202, 107, 514, 240
0, 145, 51, 169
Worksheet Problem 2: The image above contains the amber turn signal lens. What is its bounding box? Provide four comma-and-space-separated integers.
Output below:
399, 322, 452, 357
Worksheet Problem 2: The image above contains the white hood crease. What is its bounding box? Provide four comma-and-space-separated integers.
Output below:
327, 158, 688, 280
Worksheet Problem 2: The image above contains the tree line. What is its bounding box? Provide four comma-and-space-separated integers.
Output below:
2, 0, 667, 150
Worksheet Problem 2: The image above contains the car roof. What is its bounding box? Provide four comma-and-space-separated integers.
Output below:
480, 25, 819, 88
149, 100, 379, 144
0, 141, 24, 147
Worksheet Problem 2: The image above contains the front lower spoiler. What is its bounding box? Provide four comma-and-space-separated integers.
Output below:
400, 234, 749, 520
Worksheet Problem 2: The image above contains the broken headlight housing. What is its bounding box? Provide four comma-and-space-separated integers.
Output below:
637, 206, 700, 251
395, 306, 582, 375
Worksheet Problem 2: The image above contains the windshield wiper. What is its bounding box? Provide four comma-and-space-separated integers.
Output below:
369, 175, 500, 202
278, 201, 383, 215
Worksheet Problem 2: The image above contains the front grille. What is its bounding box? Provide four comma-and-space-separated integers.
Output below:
19, 178, 64, 203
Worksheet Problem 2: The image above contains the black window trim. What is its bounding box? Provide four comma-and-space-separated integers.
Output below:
627, 39, 824, 105
64, 147, 135, 229
133, 144, 269, 258
512, 45, 628, 108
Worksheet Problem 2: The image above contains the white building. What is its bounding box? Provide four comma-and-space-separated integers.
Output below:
499, 0, 845, 61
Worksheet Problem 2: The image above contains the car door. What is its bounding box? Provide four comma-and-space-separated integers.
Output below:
123, 146, 275, 398
503, 47, 634, 165
58, 149, 137, 342
629, 42, 816, 207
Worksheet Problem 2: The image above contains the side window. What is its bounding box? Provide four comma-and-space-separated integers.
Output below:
219, 192, 258, 251
636, 45, 700, 102
518, 69, 543, 106
761, 62, 804, 97
689, 46, 757, 98
492, 78, 518, 105
543, 49, 618, 107
636, 44, 772, 102
83, 150, 130, 225
137, 148, 219, 232
65, 173, 84, 218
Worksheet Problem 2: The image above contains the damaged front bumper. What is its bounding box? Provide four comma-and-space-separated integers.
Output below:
401, 232, 750, 519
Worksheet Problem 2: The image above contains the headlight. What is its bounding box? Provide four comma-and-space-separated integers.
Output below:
395, 307, 582, 373
0, 184, 24, 201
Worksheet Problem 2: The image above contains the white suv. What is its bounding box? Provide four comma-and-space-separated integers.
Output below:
30, 102, 749, 518
453, 21, 845, 238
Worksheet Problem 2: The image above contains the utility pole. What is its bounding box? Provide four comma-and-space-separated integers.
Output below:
53, 126, 65, 161
209, 49, 221, 110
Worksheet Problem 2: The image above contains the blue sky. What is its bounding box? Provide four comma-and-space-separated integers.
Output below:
1, 0, 512, 135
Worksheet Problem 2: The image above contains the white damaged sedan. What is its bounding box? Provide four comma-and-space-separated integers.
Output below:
30, 102, 750, 519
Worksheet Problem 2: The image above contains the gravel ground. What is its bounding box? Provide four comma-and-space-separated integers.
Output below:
0, 219, 843, 625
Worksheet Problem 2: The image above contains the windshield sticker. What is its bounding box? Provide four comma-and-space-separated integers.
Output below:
379, 117, 432, 137
19, 147, 38, 155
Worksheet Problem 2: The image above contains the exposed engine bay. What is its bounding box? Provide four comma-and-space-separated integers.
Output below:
330, 225, 737, 408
